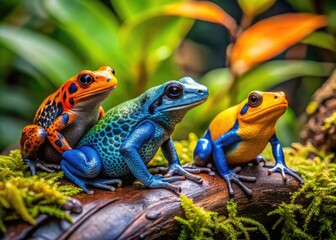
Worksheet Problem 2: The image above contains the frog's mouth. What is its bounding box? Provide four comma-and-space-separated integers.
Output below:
75, 86, 116, 100
161, 98, 207, 112
242, 103, 288, 122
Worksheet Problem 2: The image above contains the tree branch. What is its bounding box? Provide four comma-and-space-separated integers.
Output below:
5, 165, 300, 240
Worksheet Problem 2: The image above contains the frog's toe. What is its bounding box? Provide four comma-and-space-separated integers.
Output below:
87, 178, 123, 191
148, 176, 182, 192
24, 158, 60, 175
268, 163, 303, 184
221, 170, 253, 196
163, 175, 185, 182
183, 164, 215, 176
24, 158, 37, 175
165, 163, 203, 183
61, 197, 83, 214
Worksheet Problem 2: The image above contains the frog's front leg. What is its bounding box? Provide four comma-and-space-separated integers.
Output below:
61, 146, 122, 194
213, 129, 256, 196
120, 121, 185, 192
267, 134, 303, 184
46, 112, 76, 153
161, 137, 203, 183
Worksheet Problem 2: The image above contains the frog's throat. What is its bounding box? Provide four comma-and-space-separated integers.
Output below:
75, 86, 116, 100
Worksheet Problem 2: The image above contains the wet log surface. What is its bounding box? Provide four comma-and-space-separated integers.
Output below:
4, 165, 299, 240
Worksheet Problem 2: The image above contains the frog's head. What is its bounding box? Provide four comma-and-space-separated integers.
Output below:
60, 66, 118, 110
143, 77, 208, 124
238, 91, 288, 124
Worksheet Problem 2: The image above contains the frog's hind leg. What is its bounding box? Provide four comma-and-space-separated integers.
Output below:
21, 125, 60, 174
61, 146, 122, 194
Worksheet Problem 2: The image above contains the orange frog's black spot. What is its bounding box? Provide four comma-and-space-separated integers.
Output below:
55, 140, 62, 147
63, 92, 67, 101
69, 83, 78, 93
69, 98, 74, 105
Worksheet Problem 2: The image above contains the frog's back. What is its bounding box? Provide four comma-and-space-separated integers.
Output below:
209, 105, 239, 141
79, 97, 148, 177
34, 92, 63, 129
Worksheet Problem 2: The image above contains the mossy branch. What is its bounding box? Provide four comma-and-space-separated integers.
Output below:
0, 150, 82, 233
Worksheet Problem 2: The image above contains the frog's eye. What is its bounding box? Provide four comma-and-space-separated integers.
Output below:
165, 83, 183, 99
78, 74, 94, 87
248, 92, 263, 107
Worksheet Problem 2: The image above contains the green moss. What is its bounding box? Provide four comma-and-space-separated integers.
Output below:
0, 150, 82, 233
175, 195, 270, 240
269, 143, 336, 239
321, 111, 336, 131
168, 134, 336, 239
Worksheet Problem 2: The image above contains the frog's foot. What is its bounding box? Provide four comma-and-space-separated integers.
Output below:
148, 175, 185, 193
61, 197, 83, 214
182, 162, 215, 176
251, 155, 266, 166
24, 158, 60, 175
267, 163, 303, 184
164, 163, 203, 184
221, 167, 256, 196
62, 165, 122, 194
156, 163, 215, 176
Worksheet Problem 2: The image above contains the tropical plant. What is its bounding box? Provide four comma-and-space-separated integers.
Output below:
0, 0, 335, 151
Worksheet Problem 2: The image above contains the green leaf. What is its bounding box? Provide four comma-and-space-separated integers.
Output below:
237, 60, 335, 102
286, 0, 316, 13
276, 107, 298, 146
111, 0, 181, 20
120, 9, 193, 94
238, 0, 276, 17
43, 0, 122, 67
0, 24, 83, 86
302, 31, 336, 52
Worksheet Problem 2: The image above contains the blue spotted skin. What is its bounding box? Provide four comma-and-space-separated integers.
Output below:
61, 77, 209, 194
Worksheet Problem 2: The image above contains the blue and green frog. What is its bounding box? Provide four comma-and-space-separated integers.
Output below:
61, 77, 208, 193
193, 91, 303, 195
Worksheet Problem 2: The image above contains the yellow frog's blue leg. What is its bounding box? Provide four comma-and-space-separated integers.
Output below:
195, 121, 256, 196
268, 134, 303, 183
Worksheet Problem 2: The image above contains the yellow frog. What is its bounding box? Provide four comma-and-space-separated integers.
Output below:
193, 91, 303, 195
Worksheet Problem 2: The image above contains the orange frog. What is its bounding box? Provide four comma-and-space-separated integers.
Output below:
20, 66, 118, 175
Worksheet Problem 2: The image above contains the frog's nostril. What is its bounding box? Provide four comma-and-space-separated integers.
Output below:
274, 96, 278, 99
198, 90, 203, 94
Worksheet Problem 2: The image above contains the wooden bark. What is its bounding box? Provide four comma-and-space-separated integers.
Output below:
301, 70, 336, 152
4, 166, 299, 240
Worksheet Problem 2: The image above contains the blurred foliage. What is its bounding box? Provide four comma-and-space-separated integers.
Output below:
0, 0, 335, 151
0, 150, 82, 233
